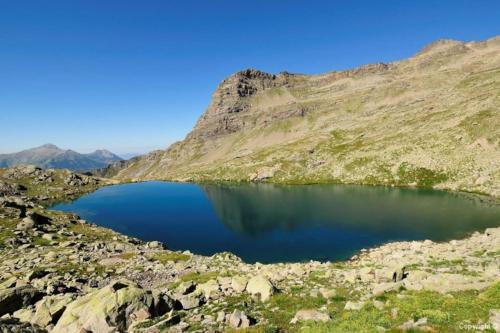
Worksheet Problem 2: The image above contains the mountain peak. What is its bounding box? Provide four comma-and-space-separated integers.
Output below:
38, 143, 61, 150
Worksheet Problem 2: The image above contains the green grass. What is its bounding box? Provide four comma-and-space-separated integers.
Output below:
297, 282, 500, 332
397, 162, 448, 187
179, 271, 220, 284
150, 252, 191, 264
428, 259, 464, 268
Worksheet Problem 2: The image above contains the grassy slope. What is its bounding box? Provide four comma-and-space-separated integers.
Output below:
113, 38, 500, 198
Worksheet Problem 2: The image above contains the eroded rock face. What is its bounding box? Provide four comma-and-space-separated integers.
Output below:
190, 69, 292, 139
52, 280, 154, 333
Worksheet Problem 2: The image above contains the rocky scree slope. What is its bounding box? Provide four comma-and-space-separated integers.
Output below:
101, 36, 500, 198
0, 166, 499, 332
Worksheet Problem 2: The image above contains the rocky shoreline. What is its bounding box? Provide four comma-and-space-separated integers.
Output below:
0, 166, 499, 332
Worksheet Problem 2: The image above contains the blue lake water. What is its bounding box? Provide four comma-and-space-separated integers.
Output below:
52, 182, 500, 263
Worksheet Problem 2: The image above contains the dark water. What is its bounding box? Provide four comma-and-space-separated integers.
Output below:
52, 182, 500, 263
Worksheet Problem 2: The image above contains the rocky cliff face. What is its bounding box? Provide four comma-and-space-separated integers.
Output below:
189, 69, 293, 139
101, 36, 500, 197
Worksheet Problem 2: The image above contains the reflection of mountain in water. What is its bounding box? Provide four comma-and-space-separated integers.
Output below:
202, 183, 500, 240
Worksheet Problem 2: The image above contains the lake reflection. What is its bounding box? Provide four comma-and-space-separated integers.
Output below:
52, 182, 500, 263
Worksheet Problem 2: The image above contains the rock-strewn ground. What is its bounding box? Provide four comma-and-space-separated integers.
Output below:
0, 166, 499, 332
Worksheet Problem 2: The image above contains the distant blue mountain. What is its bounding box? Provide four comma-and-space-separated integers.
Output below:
0, 144, 123, 171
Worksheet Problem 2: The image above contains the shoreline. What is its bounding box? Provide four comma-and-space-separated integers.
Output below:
1, 165, 499, 332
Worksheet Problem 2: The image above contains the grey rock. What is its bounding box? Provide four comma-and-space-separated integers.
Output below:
0, 285, 44, 316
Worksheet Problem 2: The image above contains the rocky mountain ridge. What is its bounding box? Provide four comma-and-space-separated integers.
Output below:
101, 36, 500, 198
0, 144, 122, 171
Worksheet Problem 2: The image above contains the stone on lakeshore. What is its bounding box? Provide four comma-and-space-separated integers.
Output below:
246, 275, 275, 302
146, 241, 164, 249
16, 212, 51, 231
290, 309, 331, 324
52, 279, 154, 333
230, 275, 248, 293
197, 279, 220, 300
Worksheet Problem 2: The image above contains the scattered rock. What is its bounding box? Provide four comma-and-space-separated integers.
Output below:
246, 275, 275, 302
228, 310, 253, 328
344, 301, 365, 311
52, 280, 153, 333
0, 285, 44, 316
290, 309, 331, 323
231, 275, 248, 293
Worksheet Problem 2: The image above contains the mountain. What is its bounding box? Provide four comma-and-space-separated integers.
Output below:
100, 36, 500, 198
0, 144, 122, 171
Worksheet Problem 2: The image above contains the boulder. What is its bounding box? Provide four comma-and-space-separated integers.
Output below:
175, 281, 196, 295
230, 275, 248, 293
177, 293, 203, 310
344, 301, 365, 311
0, 276, 17, 290
0, 317, 47, 333
410, 273, 490, 293
398, 317, 428, 331
0, 285, 44, 316
146, 241, 164, 249
246, 275, 275, 302
152, 291, 176, 316
375, 265, 407, 283
16, 212, 50, 231
14, 293, 75, 327
228, 310, 252, 328
372, 281, 403, 296
197, 279, 220, 300
290, 309, 331, 324
52, 280, 154, 333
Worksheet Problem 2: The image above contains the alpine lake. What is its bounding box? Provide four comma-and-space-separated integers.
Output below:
52, 181, 500, 263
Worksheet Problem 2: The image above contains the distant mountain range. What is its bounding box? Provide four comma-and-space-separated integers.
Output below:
0, 144, 123, 171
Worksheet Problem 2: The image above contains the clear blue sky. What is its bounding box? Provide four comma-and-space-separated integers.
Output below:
1, 1, 499, 155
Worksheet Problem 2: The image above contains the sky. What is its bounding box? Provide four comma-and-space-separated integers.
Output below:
1, 1, 499, 155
